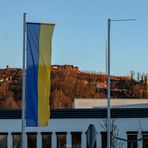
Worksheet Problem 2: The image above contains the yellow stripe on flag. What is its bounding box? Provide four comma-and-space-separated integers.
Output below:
38, 24, 54, 126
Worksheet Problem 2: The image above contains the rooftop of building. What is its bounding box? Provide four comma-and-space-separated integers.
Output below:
73, 98, 148, 109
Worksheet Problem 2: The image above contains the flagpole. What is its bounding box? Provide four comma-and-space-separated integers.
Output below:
106, 40, 108, 74
22, 13, 27, 148
106, 18, 136, 148
107, 18, 111, 148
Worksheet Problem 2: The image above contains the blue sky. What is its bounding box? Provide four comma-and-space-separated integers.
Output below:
0, 0, 148, 75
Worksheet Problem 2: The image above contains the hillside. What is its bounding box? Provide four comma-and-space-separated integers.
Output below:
0, 65, 147, 109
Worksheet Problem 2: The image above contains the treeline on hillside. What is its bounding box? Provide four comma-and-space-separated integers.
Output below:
0, 65, 148, 109
50, 68, 148, 108
50, 69, 100, 108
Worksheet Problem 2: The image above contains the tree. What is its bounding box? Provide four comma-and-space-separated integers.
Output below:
100, 119, 124, 148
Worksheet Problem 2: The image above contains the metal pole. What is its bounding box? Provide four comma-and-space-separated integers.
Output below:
106, 18, 136, 148
21, 13, 27, 148
106, 40, 108, 74
107, 18, 111, 148
131, 141, 133, 148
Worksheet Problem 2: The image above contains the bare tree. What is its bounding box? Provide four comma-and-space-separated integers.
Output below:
137, 72, 141, 82
100, 119, 124, 148
130, 71, 135, 81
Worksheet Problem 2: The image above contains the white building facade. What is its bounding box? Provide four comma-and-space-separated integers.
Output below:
0, 108, 148, 148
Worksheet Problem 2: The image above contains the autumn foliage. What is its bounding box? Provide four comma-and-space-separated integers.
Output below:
0, 65, 147, 109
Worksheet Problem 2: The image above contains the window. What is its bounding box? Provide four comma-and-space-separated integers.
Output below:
101, 132, 113, 148
12, 133, 21, 148
127, 132, 137, 148
27, 133, 37, 148
56, 132, 67, 148
41, 132, 52, 148
101, 132, 107, 148
142, 132, 148, 148
71, 132, 81, 148
0, 133, 7, 148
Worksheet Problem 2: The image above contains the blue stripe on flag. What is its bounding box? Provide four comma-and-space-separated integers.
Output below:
26, 23, 40, 126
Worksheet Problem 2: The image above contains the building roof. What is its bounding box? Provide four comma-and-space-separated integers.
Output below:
0, 108, 148, 119
73, 98, 148, 108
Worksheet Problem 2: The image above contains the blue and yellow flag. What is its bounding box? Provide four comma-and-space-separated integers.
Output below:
26, 23, 55, 127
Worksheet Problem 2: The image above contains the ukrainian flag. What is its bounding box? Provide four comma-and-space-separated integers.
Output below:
26, 23, 55, 127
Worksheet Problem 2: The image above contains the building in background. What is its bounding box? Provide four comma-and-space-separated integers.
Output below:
73, 98, 148, 109
0, 108, 148, 148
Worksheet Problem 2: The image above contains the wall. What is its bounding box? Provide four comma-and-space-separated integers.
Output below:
0, 117, 148, 148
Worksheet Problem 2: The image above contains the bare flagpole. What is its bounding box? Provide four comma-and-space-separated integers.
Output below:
107, 18, 136, 148
107, 18, 111, 148
106, 40, 108, 74
22, 13, 27, 148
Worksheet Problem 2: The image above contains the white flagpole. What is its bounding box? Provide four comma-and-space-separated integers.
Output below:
22, 13, 27, 148
107, 18, 111, 148
106, 40, 108, 74
106, 18, 136, 148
